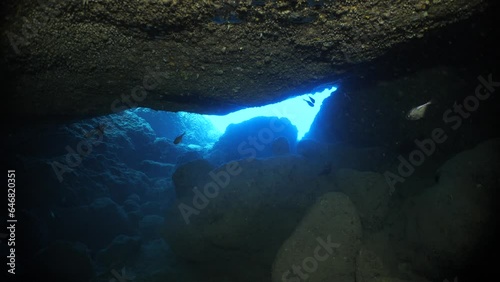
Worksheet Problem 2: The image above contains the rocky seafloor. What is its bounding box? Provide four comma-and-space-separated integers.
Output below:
4, 91, 498, 282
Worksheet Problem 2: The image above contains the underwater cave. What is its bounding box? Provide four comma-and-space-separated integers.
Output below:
2, 0, 500, 282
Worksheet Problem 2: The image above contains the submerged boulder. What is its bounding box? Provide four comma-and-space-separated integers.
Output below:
404, 138, 499, 278
163, 155, 334, 281
172, 159, 214, 198
272, 192, 362, 282
336, 169, 392, 231
354, 242, 432, 282
209, 116, 298, 164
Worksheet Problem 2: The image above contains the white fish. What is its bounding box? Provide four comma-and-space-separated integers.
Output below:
406, 100, 433, 120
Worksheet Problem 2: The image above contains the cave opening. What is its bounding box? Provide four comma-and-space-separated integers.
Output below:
132, 84, 337, 150
203, 85, 337, 141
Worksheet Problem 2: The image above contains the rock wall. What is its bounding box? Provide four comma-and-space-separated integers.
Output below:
2, 0, 490, 118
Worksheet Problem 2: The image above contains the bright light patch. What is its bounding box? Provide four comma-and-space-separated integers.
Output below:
204, 86, 337, 140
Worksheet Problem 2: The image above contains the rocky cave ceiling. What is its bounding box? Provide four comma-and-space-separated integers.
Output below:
0, 0, 490, 119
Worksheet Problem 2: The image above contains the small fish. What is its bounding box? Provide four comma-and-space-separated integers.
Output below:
308, 96, 315, 104
303, 99, 314, 107
406, 100, 433, 120
173, 132, 186, 144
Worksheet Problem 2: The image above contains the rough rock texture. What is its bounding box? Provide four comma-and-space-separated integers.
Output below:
139, 160, 176, 178
272, 192, 362, 282
172, 159, 214, 198
163, 155, 335, 281
208, 116, 297, 164
1, 0, 489, 118
336, 169, 391, 231
271, 136, 290, 156
355, 247, 390, 282
404, 138, 499, 279
6, 109, 188, 215
354, 244, 432, 282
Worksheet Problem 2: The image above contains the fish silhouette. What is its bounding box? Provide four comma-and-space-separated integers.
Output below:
303, 99, 314, 107
173, 132, 186, 144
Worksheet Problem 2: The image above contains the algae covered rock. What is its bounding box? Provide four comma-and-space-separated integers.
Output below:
209, 116, 298, 163
272, 192, 362, 282
172, 159, 214, 198
355, 247, 390, 282
163, 155, 330, 281
405, 138, 499, 277
336, 169, 392, 230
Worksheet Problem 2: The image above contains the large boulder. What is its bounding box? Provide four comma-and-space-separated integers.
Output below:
172, 159, 214, 198
354, 244, 432, 282
163, 155, 334, 281
272, 192, 362, 282
355, 246, 390, 282
404, 138, 499, 279
271, 136, 291, 156
336, 169, 392, 231
208, 116, 298, 164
